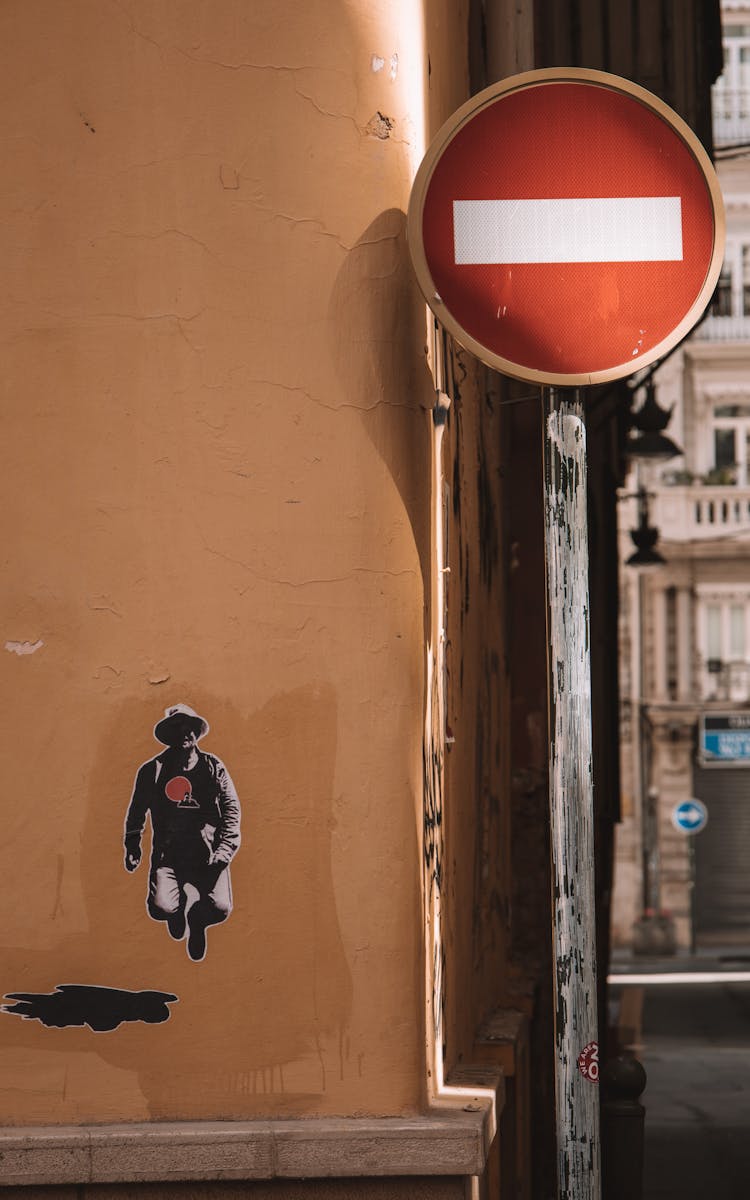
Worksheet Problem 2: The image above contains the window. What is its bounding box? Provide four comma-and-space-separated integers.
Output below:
713, 28, 750, 143
710, 403, 750, 485
698, 592, 750, 701
731, 605, 746, 660
715, 405, 750, 418
666, 586, 678, 700
707, 605, 722, 660
706, 243, 750, 324
711, 266, 733, 317
714, 428, 736, 471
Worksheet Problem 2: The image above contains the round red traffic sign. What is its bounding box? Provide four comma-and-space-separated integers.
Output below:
407, 69, 724, 386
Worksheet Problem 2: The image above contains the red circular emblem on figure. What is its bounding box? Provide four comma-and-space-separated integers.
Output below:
577, 1041, 599, 1082
165, 776, 192, 805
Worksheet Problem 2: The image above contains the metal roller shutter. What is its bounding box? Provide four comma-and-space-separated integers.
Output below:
693, 766, 750, 937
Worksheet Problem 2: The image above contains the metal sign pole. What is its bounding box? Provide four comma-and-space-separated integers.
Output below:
542, 386, 601, 1200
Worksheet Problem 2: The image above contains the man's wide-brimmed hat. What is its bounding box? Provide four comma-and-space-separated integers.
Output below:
154, 703, 209, 745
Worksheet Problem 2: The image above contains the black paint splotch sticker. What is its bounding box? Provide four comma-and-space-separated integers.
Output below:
123, 703, 242, 963
2, 985, 177, 1031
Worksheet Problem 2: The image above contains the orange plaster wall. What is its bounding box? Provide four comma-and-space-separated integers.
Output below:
0, 0, 441, 1123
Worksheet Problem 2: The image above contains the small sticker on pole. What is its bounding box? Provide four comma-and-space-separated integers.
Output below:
577, 1041, 600, 1083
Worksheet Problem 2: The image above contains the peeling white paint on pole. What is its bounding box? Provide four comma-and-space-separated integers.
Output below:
542, 388, 601, 1200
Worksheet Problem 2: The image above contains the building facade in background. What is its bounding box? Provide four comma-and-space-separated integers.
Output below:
614, 0, 750, 955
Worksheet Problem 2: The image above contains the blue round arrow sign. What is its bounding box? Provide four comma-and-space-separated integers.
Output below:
671, 799, 708, 834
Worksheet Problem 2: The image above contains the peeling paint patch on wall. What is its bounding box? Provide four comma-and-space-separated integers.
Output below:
366, 112, 394, 139
5, 639, 43, 656
370, 53, 398, 80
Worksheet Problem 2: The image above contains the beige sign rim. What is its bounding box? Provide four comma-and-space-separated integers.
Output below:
407, 67, 726, 387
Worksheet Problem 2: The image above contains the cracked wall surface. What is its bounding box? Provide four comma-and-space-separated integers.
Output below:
0, 0, 454, 1124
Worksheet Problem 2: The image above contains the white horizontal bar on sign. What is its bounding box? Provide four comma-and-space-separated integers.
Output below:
452, 197, 683, 264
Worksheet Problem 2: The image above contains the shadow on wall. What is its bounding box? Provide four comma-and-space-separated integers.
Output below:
329, 207, 435, 629
0, 687, 353, 1121
328, 209, 435, 1091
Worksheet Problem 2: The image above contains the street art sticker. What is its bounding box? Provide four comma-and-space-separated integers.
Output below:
577, 1040, 599, 1083
124, 703, 242, 962
2, 985, 177, 1031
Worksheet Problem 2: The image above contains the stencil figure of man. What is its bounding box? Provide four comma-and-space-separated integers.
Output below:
124, 704, 241, 962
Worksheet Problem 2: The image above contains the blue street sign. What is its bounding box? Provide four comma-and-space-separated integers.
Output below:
671, 799, 708, 835
700, 713, 750, 766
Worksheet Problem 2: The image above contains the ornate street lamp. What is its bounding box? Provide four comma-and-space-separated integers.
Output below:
628, 379, 684, 461
623, 485, 675, 953
625, 487, 666, 566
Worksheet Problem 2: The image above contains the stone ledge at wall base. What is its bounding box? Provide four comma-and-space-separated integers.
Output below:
631, 913, 677, 956
0, 1100, 501, 1191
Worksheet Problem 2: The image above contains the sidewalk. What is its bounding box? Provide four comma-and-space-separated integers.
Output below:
610, 943, 750, 976
608, 948, 750, 1199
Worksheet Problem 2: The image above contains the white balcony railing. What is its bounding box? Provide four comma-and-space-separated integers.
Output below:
692, 314, 750, 342
652, 485, 750, 541
712, 90, 750, 145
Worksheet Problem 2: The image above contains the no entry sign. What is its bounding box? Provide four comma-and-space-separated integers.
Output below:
408, 68, 725, 385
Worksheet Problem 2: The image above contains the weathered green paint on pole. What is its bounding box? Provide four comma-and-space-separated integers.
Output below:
542, 387, 601, 1200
